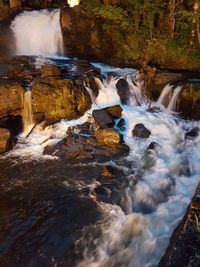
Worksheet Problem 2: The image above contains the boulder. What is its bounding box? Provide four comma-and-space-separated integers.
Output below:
93, 108, 114, 129
32, 78, 92, 121
185, 127, 200, 140
92, 105, 122, 129
132, 124, 151, 138
95, 128, 122, 147
41, 65, 60, 77
116, 78, 130, 104
0, 128, 11, 153
158, 184, 200, 267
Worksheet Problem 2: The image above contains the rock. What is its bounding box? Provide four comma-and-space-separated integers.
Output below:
32, 78, 92, 121
0, 115, 22, 136
44, 128, 129, 162
95, 128, 122, 147
101, 165, 115, 178
92, 105, 122, 129
147, 142, 160, 151
0, 128, 11, 153
185, 127, 200, 140
84, 76, 99, 98
158, 183, 200, 267
132, 124, 151, 138
41, 65, 61, 77
93, 185, 111, 203
117, 118, 126, 131
106, 105, 123, 118
93, 109, 114, 129
0, 83, 24, 118
116, 78, 130, 104
179, 83, 200, 120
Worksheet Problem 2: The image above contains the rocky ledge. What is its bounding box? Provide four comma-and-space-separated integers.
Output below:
159, 184, 200, 267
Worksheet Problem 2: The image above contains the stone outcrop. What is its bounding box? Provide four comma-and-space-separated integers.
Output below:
44, 131, 129, 162
132, 124, 151, 138
31, 78, 92, 121
0, 128, 11, 153
0, 83, 24, 117
159, 184, 200, 267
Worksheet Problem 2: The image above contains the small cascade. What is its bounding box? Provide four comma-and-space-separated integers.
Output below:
11, 9, 63, 56
167, 86, 182, 111
157, 84, 173, 107
126, 75, 144, 106
94, 77, 105, 90
23, 90, 34, 134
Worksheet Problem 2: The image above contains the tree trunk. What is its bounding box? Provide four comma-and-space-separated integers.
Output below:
9, 0, 21, 9
168, 0, 176, 38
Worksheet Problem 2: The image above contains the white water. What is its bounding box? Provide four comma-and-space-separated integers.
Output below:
23, 90, 34, 134
11, 9, 63, 56
157, 84, 173, 107
3, 62, 200, 266
167, 86, 182, 111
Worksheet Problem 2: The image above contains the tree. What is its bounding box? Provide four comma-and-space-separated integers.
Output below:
9, 0, 21, 9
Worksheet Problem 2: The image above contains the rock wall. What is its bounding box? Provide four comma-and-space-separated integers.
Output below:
159, 184, 200, 267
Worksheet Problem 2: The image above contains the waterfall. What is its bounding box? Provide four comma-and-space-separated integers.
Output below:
11, 9, 63, 56
167, 86, 182, 111
23, 90, 34, 134
157, 84, 173, 107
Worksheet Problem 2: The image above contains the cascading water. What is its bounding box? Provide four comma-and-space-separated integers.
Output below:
1, 62, 199, 267
167, 85, 182, 111
11, 9, 63, 56
157, 84, 173, 107
23, 90, 34, 134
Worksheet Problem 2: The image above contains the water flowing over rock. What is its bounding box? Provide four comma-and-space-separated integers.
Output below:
11, 9, 63, 56
23, 90, 34, 134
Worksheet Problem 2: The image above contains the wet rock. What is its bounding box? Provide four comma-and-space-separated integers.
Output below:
158, 183, 200, 267
32, 78, 92, 121
95, 128, 122, 148
185, 127, 200, 140
41, 64, 61, 77
147, 142, 160, 151
0, 128, 11, 153
92, 105, 122, 129
132, 124, 151, 138
0, 83, 24, 118
73, 122, 92, 135
84, 76, 99, 98
106, 105, 123, 118
94, 185, 111, 203
44, 131, 129, 162
117, 118, 126, 131
116, 78, 130, 104
93, 108, 114, 129
101, 165, 115, 178
0, 115, 22, 136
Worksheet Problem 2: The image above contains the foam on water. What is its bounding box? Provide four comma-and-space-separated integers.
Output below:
2, 62, 200, 266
